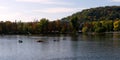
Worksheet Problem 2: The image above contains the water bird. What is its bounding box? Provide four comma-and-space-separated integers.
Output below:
18, 40, 23, 43
63, 38, 66, 40
53, 39, 59, 42
37, 40, 44, 42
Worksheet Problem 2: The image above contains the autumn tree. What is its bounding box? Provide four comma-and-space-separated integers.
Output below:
114, 20, 120, 31
55, 20, 61, 33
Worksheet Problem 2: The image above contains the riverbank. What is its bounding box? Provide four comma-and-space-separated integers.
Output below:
82, 31, 120, 35
1, 31, 120, 36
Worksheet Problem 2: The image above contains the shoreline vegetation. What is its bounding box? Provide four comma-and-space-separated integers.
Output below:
0, 6, 119, 35
0, 19, 120, 35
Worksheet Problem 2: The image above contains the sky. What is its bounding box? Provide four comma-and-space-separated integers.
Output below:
0, 0, 120, 22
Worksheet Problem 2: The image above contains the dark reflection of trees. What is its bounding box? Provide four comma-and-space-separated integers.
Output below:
70, 35, 79, 41
81, 33, 113, 41
67, 33, 120, 60
81, 33, 120, 48
71, 33, 112, 42
70, 33, 120, 42
112, 33, 120, 48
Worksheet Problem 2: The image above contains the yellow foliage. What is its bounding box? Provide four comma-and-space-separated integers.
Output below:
114, 20, 120, 31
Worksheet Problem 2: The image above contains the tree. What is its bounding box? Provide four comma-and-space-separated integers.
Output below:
48, 21, 53, 33
17, 21, 24, 34
92, 21, 105, 33
37, 18, 49, 33
82, 27, 88, 33
5, 21, 12, 33
55, 20, 61, 33
70, 16, 79, 32
61, 22, 68, 33
100, 20, 113, 32
114, 20, 120, 31
31, 22, 38, 34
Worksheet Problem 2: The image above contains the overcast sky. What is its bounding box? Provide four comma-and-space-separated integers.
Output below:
0, 0, 120, 22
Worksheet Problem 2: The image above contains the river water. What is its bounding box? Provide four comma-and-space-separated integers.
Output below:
0, 33, 120, 60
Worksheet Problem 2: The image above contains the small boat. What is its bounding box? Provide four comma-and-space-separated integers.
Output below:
18, 40, 23, 43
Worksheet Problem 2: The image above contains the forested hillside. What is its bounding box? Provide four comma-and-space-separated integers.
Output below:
62, 6, 120, 22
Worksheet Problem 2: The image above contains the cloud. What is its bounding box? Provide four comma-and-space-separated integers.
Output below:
16, 0, 51, 3
0, 12, 41, 22
0, 12, 22, 21
33, 7, 85, 14
0, 6, 8, 10
16, 0, 72, 5
111, 0, 120, 2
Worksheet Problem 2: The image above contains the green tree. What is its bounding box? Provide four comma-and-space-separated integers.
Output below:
37, 18, 49, 33
70, 16, 79, 32
100, 20, 113, 32
114, 20, 120, 31
92, 21, 105, 33
82, 27, 88, 33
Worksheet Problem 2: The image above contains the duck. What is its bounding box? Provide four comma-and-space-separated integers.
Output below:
18, 40, 23, 43
37, 40, 44, 42
53, 39, 59, 42
63, 38, 66, 40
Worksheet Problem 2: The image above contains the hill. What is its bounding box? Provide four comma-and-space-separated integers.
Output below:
61, 6, 120, 22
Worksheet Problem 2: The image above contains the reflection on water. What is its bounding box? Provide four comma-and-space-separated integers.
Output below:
0, 33, 120, 60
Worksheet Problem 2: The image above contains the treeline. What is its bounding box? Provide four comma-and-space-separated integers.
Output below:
1, 19, 120, 34
82, 19, 120, 33
0, 6, 120, 34
0, 18, 81, 34
62, 6, 120, 22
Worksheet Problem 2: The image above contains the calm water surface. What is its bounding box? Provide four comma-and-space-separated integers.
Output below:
0, 33, 120, 60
